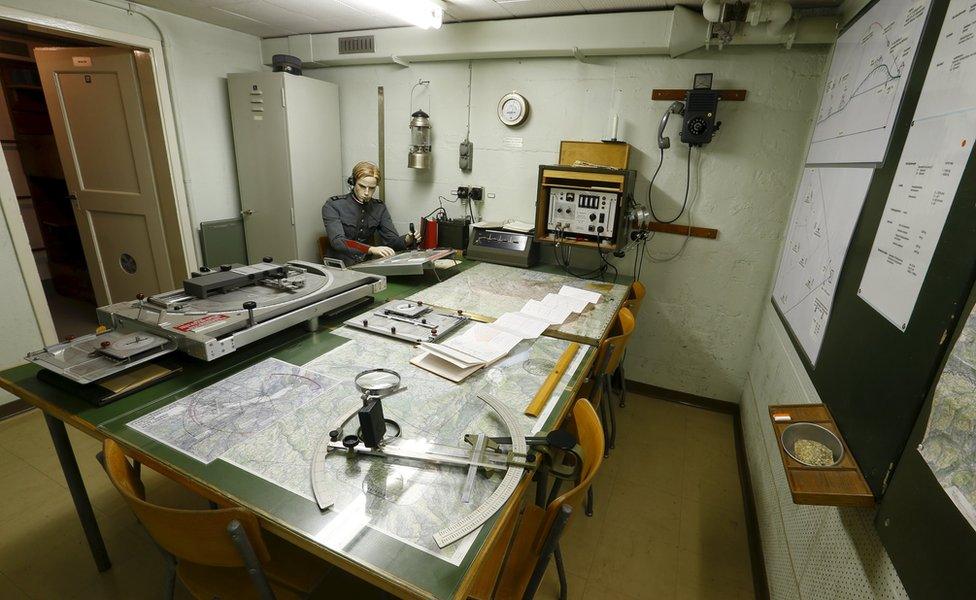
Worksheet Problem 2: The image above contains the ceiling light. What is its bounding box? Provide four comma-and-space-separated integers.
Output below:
360, 0, 443, 29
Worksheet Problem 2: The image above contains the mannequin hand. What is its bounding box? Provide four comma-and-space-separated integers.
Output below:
406, 233, 422, 247
368, 246, 396, 259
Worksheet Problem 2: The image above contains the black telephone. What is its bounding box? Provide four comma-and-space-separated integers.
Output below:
657, 73, 722, 149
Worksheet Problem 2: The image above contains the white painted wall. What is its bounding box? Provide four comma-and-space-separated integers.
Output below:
306, 46, 827, 402
741, 305, 908, 598
0, 0, 262, 405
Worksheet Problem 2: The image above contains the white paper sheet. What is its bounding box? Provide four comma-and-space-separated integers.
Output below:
558, 285, 602, 305
492, 312, 550, 339
442, 322, 522, 363
772, 167, 874, 363
520, 299, 572, 325
806, 0, 931, 165
542, 292, 587, 314
859, 0, 976, 330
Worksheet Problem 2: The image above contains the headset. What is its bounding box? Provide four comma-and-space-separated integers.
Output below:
347, 172, 383, 203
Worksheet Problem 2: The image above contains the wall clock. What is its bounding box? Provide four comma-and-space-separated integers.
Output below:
497, 92, 529, 126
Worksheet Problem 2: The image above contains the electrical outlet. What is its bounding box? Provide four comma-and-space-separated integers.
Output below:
456, 186, 470, 199
469, 187, 484, 201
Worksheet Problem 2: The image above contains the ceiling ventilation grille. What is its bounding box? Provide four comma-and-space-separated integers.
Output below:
338, 35, 375, 54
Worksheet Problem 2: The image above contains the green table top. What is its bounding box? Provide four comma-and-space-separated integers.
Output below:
0, 260, 608, 600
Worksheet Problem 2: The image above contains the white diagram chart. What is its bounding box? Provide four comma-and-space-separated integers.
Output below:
807, 0, 930, 165
773, 167, 874, 364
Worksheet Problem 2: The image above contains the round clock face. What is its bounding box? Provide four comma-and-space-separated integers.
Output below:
498, 92, 528, 126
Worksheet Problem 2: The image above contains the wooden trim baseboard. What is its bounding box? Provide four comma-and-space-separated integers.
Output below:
624, 380, 738, 414
622, 379, 769, 598
0, 399, 33, 421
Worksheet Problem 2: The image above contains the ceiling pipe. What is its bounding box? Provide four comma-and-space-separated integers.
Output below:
747, 0, 793, 35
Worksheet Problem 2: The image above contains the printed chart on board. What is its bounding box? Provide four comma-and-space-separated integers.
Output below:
772, 167, 874, 364
807, 0, 930, 165
859, 0, 976, 330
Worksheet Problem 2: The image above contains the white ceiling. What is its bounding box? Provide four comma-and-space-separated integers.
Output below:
132, 0, 843, 39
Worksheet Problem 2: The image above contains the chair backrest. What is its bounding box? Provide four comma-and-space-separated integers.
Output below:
595, 307, 636, 376
317, 235, 329, 262
102, 439, 271, 567
547, 398, 605, 520
624, 281, 646, 315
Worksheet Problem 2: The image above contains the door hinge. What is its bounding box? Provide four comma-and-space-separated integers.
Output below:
281, 87, 286, 108
880, 461, 895, 494
67, 194, 79, 209
290, 207, 295, 225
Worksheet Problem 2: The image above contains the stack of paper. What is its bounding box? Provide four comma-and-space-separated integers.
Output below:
411, 284, 603, 383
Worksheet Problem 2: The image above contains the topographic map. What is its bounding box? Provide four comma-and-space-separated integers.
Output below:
220, 325, 585, 564
127, 358, 340, 463
920, 305, 976, 531
406, 262, 627, 344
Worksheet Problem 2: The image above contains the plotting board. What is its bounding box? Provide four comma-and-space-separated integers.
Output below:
219, 323, 586, 565
127, 358, 340, 463
773, 167, 874, 363
807, 0, 931, 165
859, 1, 976, 330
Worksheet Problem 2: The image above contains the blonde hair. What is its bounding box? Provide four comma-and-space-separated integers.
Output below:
352, 161, 381, 183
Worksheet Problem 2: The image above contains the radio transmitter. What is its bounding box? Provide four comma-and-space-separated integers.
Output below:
535, 165, 636, 251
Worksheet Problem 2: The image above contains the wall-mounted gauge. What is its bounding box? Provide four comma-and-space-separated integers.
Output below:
497, 92, 529, 126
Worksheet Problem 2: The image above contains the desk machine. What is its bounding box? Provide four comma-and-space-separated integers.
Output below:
466, 226, 540, 268
535, 165, 637, 251
26, 260, 385, 385
348, 248, 457, 277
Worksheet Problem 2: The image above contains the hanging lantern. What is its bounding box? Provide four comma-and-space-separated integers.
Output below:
408, 109, 431, 169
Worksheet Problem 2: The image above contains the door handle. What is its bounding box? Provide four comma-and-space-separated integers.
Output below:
241, 209, 254, 216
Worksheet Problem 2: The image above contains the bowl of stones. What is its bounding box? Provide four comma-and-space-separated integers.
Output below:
781, 422, 844, 467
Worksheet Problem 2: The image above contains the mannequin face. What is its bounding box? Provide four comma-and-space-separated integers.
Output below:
353, 176, 378, 202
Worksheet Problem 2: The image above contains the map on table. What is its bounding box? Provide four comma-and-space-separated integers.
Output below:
128, 358, 340, 464
919, 303, 976, 532
406, 262, 628, 343
220, 324, 586, 565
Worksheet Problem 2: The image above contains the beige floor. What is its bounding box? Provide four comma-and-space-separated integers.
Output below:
0, 394, 755, 599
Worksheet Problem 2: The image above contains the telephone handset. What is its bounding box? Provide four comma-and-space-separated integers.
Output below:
658, 101, 686, 149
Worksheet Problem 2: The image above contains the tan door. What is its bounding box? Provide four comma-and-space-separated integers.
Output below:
35, 47, 175, 306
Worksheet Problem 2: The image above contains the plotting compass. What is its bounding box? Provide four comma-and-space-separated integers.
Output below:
310, 369, 535, 548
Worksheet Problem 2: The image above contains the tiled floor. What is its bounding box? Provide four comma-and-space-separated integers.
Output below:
0, 394, 755, 599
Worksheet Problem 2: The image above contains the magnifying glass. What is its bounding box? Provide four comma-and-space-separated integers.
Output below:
354, 368, 402, 400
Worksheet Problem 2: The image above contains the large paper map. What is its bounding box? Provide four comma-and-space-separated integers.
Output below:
407, 263, 628, 344
220, 325, 586, 564
128, 358, 340, 463
919, 304, 976, 531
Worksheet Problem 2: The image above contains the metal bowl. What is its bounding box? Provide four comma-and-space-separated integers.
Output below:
781, 422, 844, 467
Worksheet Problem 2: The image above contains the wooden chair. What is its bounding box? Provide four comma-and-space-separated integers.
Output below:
317, 235, 330, 263
468, 399, 605, 600
616, 281, 645, 409
101, 439, 331, 600
591, 307, 636, 456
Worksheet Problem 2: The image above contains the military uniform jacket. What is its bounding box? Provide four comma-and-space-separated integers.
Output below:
321, 192, 407, 265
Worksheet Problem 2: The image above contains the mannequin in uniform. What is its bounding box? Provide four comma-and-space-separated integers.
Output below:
322, 161, 418, 265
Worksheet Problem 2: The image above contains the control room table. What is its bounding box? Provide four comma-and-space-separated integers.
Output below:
0, 260, 627, 599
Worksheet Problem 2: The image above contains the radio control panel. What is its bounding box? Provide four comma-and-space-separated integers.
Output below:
547, 187, 618, 239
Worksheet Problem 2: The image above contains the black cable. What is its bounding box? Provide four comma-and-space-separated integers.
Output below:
552, 243, 605, 280
600, 251, 619, 284
648, 147, 693, 224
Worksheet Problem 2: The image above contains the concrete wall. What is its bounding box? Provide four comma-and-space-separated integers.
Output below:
0, 0, 262, 405
306, 46, 828, 402
741, 305, 908, 599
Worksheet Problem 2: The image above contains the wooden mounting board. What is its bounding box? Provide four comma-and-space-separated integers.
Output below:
768, 404, 874, 507
651, 89, 747, 101
645, 222, 718, 239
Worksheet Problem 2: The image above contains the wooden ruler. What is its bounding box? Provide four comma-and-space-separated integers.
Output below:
524, 342, 580, 417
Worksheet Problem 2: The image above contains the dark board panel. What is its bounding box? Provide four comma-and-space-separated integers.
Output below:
772, 0, 976, 496
875, 281, 976, 599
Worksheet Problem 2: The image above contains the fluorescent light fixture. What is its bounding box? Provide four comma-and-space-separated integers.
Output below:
361, 0, 443, 29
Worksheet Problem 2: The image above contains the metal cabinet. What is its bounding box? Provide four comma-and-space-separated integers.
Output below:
228, 72, 341, 263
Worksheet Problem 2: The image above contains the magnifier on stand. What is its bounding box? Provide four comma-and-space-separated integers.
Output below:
329, 368, 405, 450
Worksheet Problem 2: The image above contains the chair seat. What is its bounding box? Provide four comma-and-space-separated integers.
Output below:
178, 562, 306, 600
